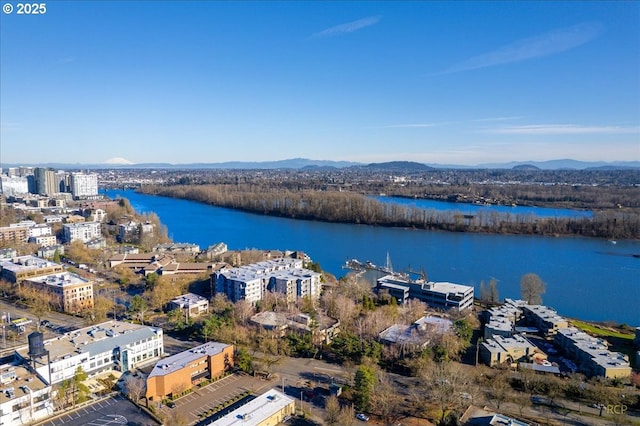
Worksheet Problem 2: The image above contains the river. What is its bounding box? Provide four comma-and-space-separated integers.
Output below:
104, 190, 640, 325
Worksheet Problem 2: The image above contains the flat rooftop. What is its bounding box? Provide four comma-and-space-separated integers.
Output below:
148, 341, 232, 378
170, 293, 208, 307
26, 271, 90, 288
0, 363, 49, 405
211, 389, 294, 426
0, 255, 61, 274
15, 321, 161, 363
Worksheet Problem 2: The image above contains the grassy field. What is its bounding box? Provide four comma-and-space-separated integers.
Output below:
569, 319, 635, 340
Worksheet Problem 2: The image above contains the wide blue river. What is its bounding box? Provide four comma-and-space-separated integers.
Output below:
105, 190, 640, 325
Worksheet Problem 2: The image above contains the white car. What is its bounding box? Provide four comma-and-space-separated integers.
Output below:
356, 413, 370, 422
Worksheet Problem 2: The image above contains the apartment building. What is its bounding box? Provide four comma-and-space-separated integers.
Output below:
34, 168, 57, 196
479, 335, 538, 367
23, 272, 94, 313
168, 293, 209, 320
522, 305, 569, 336
37, 245, 64, 259
554, 327, 631, 379
0, 226, 29, 245
0, 363, 53, 426
213, 258, 320, 304
62, 222, 102, 243
31, 235, 57, 247
0, 256, 64, 283
15, 321, 164, 384
146, 341, 234, 401
0, 175, 29, 196
70, 172, 98, 198
377, 274, 474, 312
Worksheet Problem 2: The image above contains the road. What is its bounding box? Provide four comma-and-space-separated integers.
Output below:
0, 298, 88, 356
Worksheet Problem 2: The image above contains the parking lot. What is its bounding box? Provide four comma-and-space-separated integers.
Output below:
37, 395, 159, 426
161, 373, 270, 424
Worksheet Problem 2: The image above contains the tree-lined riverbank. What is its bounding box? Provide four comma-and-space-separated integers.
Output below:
139, 184, 640, 239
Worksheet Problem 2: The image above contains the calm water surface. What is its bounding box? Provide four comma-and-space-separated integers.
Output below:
105, 190, 640, 325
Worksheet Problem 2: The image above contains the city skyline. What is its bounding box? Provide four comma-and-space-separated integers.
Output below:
1, 1, 639, 165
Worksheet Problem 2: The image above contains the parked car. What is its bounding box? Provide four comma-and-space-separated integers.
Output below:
356, 413, 370, 422
166, 401, 176, 408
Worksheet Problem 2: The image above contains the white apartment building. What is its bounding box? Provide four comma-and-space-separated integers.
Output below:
62, 222, 101, 243
213, 258, 321, 304
28, 224, 53, 238
15, 321, 164, 385
0, 175, 29, 196
0, 363, 53, 426
70, 172, 98, 198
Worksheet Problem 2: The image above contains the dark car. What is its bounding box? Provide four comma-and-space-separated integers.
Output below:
166, 401, 176, 408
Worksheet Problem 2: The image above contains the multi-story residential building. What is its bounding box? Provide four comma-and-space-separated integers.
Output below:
43, 215, 64, 224
145, 341, 234, 401
37, 245, 64, 259
117, 221, 154, 243
23, 272, 94, 313
27, 223, 52, 238
62, 222, 101, 243
0, 175, 29, 196
213, 258, 320, 304
214, 389, 295, 426
34, 168, 57, 196
0, 226, 29, 245
0, 248, 18, 259
168, 293, 209, 320
0, 362, 53, 426
482, 299, 528, 339
554, 327, 631, 378
479, 335, 538, 367
522, 305, 569, 336
70, 172, 98, 198
0, 256, 64, 283
30, 235, 58, 247
377, 274, 474, 312
15, 321, 164, 384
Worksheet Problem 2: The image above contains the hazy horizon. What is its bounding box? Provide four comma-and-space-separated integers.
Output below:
1, 2, 639, 165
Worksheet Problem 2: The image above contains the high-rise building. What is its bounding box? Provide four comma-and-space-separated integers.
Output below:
0, 175, 29, 195
70, 172, 98, 198
34, 167, 58, 195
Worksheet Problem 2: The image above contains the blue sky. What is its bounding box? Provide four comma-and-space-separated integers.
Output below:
1, 1, 638, 165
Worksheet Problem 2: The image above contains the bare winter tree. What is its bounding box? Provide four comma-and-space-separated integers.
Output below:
520, 273, 546, 305
123, 375, 146, 403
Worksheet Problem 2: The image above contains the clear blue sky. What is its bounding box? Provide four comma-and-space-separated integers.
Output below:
1, 1, 639, 165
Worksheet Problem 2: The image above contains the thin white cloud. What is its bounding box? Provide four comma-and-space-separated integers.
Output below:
441, 22, 603, 74
486, 124, 640, 135
312, 16, 382, 39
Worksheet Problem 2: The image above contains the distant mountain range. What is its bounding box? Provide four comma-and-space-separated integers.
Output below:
2, 158, 639, 170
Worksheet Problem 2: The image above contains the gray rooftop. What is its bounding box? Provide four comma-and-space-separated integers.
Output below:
148, 341, 232, 378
